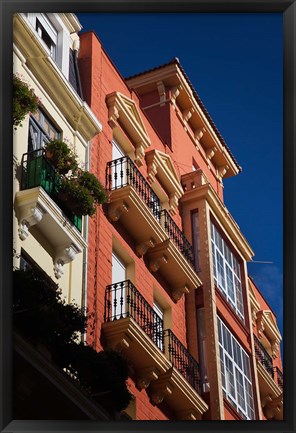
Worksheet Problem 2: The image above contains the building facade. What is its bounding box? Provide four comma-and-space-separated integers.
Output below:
12, 12, 283, 421
12, 13, 113, 420
78, 30, 283, 421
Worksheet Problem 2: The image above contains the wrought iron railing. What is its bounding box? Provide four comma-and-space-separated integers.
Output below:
104, 281, 201, 394
273, 366, 283, 390
20, 149, 82, 231
104, 280, 164, 351
106, 157, 196, 269
106, 156, 161, 220
160, 210, 195, 268
165, 329, 201, 394
254, 335, 274, 378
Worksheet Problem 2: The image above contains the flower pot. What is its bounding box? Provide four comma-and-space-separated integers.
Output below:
58, 190, 82, 214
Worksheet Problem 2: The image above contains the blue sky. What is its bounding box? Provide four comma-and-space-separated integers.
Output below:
76, 13, 283, 336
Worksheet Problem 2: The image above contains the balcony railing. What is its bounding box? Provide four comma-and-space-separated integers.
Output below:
165, 329, 201, 394
106, 156, 161, 220
20, 149, 82, 231
106, 157, 195, 269
104, 281, 201, 394
254, 335, 274, 378
160, 210, 195, 268
273, 367, 283, 390
104, 280, 164, 351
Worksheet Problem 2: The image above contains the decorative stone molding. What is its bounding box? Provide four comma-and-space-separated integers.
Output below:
171, 85, 182, 108
256, 310, 281, 358
171, 285, 190, 302
218, 164, 229, 178
108, 201, 129, 222
263, 394, 283, 420
18, 204, 46, 240
106, 91, 151, 166
156, 81, 166, 106
136, 238, 156, 257
206, 146, 217, 160
177, 410, 199, 421
145, 149, 184, 213
136, 367, 159, 390
53, 244, 79, 279
148, 253, 168, 273
194, 127, 206, 141
271, 340, 279, 359
149, 383, 173, 405
182, 108, 193, 123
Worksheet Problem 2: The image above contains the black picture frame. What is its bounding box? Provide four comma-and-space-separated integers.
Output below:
1, 1, 295, 432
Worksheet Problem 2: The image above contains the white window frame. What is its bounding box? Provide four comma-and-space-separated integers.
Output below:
25, 13, 71, 78
211, 222, 245, 321
153, 301, 164, 351
218, 317, 255, 420
28, 109, 60, 152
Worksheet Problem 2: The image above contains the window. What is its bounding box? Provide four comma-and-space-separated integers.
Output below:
153, 301, 164, 351
218, 317, 255, 420
211, 222, 245, 321
28, 109, 60, 152
111, 252, 127, 319
25, 14, 71, 78
191, 211, 200, 271
36, 16, 57, 60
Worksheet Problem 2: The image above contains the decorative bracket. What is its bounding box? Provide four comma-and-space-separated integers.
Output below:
136, 238, 156, 257
18, 204, 46, 240
206, 146, 217, 160
194, 127, 206, 141
108, 201, 129, 222
157, 81, 166, 106
149, 384, 173, 405
217, 164, 229, 178
148, 254, 168, 272
182, 108, 193, 123
53, 244, 79, 279
136, 367, 159, 390
171, 285, 190, 302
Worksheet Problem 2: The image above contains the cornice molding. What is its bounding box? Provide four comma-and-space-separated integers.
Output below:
106, 91, 151, 166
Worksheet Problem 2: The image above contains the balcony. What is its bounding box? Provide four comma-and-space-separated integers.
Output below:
273, 367, 283, 391
254, 335, 274, 378
102, 280, 208, 419
106, 157, 201, 299
254, 335, 283, 420
14, 150, 87, 278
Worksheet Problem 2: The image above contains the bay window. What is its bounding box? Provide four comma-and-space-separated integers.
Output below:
211, 222, 245, 321
218, 317, 255, 420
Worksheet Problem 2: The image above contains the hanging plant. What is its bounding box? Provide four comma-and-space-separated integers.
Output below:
58, 170, 108, 217
76, 170, 108, 205
13, 74, 39, 127
44, 140, 78, 175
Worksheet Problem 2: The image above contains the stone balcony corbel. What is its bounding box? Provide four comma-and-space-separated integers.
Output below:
263, 394, 283, 419
53, 244, 79, 279
14, 187, 87, 277
136, 367, 159, 390
136, 238, 156, 257
17, 203, 46, 241
108, 200, 129, 222
171, 285, 190, 302
147, 246, 169, 272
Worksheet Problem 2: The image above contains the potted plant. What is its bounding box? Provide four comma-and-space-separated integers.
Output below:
57, 171, 108, 217
77, 171, 108, 205
13, 74, 39, 127
44, 140, 78, 175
